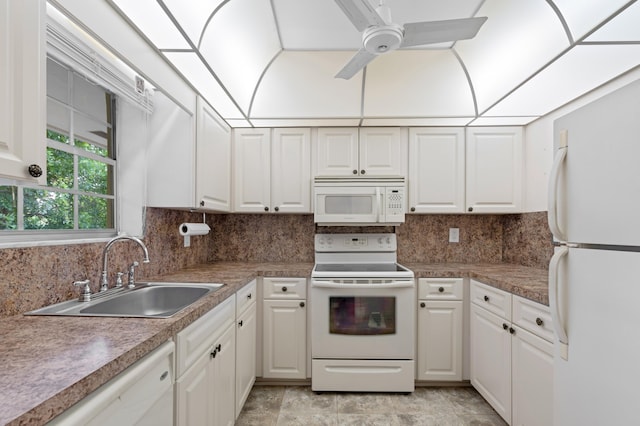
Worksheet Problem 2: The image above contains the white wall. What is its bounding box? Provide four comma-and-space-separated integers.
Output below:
524, 67, 640, 212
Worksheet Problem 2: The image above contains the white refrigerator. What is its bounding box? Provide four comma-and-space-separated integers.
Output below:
548, 78, 640, 425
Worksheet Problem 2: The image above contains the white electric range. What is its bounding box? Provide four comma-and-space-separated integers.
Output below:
310, 233, 416, 392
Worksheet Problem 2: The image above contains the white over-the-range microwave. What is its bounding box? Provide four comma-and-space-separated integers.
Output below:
313, 177, 406, 226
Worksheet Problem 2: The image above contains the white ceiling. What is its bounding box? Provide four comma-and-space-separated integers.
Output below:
108, 0, 640, 127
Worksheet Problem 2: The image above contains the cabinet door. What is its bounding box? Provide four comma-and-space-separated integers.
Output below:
176, 352, 210, 426
235, 301, 257, 418
408, 128, 464, 213
470, 304, 512, 424
263, 299, 307, 379
359, 127, 405, 176
0, 0, 46, 183
233, 129, 271, 212
417, 300, 463, 381
466, 127, 523, 213
314, 128, 359, 176
212, 324, 236, 426
196, 98, 231, 211
271, 128, 311, 213
512, 326, 553, 426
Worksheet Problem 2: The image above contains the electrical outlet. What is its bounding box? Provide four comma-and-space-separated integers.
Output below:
449, 228, 459, 243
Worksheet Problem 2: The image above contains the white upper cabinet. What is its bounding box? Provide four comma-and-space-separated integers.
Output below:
0, 0, 46, 183
233, 128, 311, 213
148, 95, 231, 212
314, 128, 405, 177
465, 127, 523, 213
197, 98, 232, 211
408, 128, 465, 214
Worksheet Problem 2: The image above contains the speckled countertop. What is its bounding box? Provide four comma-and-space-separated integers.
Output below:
0, 261, 546, 426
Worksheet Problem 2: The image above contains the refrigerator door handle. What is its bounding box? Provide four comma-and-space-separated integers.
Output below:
548, 130, 568, 242
549, 245, 569, 360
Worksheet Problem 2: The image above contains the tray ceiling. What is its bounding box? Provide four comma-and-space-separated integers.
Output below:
108, 0, 640, 127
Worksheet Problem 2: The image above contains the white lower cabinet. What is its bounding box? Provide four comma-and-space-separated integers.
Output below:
49, 341, 175, 425
470, 279, 553, 426
235, 280, 257, 419
417, 278, 464, 381
262, 277, 307, 379
175, 296, 236, 426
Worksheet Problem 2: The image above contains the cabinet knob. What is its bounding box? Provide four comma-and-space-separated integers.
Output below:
503, 323, 509, 330
28, 164, 43, 178
247, 293, 252, 299
468, 206, 474, 212
352, 169, 358, 175
438, 287, 445, 293
509, 327, 516, 334
299, 301, 305, 308
410, 207, 416, 212
282, 286, 288, 292
200, 200, 205, 207
535, 317, 544, 326
238, 320, 243, 327
420, 302, 426, 308
264, 206, 269, 212
483, 295, 489, 302
274, 206, 279, 212
360, 169, 366, 175
210, 348, 218, 359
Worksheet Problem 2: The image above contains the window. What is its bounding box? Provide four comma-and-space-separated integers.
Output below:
0, 58, 116, 235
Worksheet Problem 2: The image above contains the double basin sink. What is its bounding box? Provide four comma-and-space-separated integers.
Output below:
26, 282, 224, 318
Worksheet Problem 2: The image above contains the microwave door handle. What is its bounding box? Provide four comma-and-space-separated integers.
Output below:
375, 187, 381, 223
312, 281, 414, 289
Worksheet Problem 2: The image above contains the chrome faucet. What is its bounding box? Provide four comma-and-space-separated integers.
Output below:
100, 235, 150, 291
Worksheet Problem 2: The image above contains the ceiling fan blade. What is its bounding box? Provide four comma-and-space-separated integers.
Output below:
334, 0, 386, 32
401, 16, 488, 47
335, 49, 377, 79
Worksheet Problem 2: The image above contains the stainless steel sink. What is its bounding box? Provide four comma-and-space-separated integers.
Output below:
25, 282, 224, 318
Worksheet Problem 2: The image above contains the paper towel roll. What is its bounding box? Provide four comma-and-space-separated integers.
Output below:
179, 223, 210, 236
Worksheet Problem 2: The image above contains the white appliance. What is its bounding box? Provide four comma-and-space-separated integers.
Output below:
313, 177, 405, 226
548, 79, 640, 425
310, 233, 415, 392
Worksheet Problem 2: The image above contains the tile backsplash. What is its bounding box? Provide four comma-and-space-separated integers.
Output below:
0, 209, 552, 317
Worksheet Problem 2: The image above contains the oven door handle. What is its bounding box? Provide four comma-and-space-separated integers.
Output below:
312, 280, 415, 289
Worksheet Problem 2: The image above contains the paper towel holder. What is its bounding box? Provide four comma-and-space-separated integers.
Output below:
179, 213, 210, 247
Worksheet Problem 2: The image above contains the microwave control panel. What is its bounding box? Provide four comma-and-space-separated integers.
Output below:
385, 187, 405, 222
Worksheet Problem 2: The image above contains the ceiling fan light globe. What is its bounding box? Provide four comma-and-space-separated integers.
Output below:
362, 25, 403, 55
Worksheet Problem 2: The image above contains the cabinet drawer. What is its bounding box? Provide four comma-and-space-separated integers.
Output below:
263, 277, 307, 299
236, 279, 257, 315
176, 296, 235, 378
418, 278, 463, 300
470, 279, 512, 320
512, 295, 553, 343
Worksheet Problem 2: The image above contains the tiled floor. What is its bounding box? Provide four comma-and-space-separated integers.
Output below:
236, 385, 508, 425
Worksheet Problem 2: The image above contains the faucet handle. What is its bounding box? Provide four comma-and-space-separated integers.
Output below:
73, 279, 92, 302
128, 261, 139, 289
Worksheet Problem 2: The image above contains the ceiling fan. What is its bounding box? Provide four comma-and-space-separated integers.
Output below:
334, 0, 488, 79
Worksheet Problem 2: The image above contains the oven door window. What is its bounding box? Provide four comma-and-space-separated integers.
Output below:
329, 296, 396, 335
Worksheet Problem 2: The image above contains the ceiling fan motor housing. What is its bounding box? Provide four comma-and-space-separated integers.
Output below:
362, 24, 403, 54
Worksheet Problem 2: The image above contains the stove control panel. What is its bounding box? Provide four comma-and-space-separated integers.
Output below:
315, 233, 396, 252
